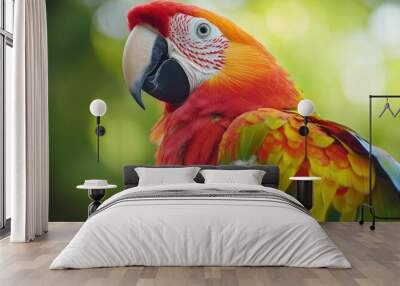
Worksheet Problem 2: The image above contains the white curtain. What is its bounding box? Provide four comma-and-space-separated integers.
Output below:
7, 0, 49, 242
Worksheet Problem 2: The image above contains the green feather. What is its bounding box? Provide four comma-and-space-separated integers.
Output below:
237, 123, 269, 161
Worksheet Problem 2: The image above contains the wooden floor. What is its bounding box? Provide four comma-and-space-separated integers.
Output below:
0, 222, 399, 286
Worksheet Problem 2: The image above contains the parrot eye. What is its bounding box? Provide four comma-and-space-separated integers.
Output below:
186, 16, 222, 41
196, 23, 211, 38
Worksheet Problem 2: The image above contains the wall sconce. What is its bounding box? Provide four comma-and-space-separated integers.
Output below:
89, 99, 107, 162
297, 99, 315, 161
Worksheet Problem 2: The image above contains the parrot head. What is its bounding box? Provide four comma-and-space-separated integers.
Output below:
123, 0, 301, 113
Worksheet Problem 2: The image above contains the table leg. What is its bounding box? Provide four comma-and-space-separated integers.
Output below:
296, 181, 313, 210
87, 189, 105, 216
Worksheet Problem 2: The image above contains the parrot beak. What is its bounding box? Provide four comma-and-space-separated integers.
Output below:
123, 25, 190, 109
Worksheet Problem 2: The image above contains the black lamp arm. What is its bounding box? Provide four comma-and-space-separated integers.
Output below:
298, 116, 309, 162
298, 116, 309, 136
95, 116, 106, 136
95, 116, 106, 163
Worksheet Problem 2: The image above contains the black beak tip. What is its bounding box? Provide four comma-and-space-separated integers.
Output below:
136, 99, 146, 110
130, 86, 146, 110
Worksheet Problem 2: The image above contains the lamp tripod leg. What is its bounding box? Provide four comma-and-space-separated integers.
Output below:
359, 204, 364, 225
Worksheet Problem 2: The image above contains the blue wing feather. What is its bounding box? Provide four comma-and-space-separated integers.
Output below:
352, 132, 400, 192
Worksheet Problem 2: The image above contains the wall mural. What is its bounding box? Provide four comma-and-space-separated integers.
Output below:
47, 0, 400, 222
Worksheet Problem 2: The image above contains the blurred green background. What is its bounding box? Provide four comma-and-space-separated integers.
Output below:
47, 0, 400, 221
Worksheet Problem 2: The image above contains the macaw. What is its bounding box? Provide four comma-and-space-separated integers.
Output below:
122, 0, 400, 221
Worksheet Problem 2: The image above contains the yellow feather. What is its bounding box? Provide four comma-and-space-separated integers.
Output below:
283, 124, 303, 143
264, 116, 286, 130
347, 152, 369, 178
309, 129, 335, 148
311, 179, 337, 221
287, 139, 302, 149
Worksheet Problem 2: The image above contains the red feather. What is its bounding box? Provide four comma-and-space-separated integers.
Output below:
127, 1, 196, 36
311, 117, 367, 155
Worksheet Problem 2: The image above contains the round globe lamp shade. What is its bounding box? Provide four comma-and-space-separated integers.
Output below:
90, 99, 107, 117
297, 99, 315, 117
